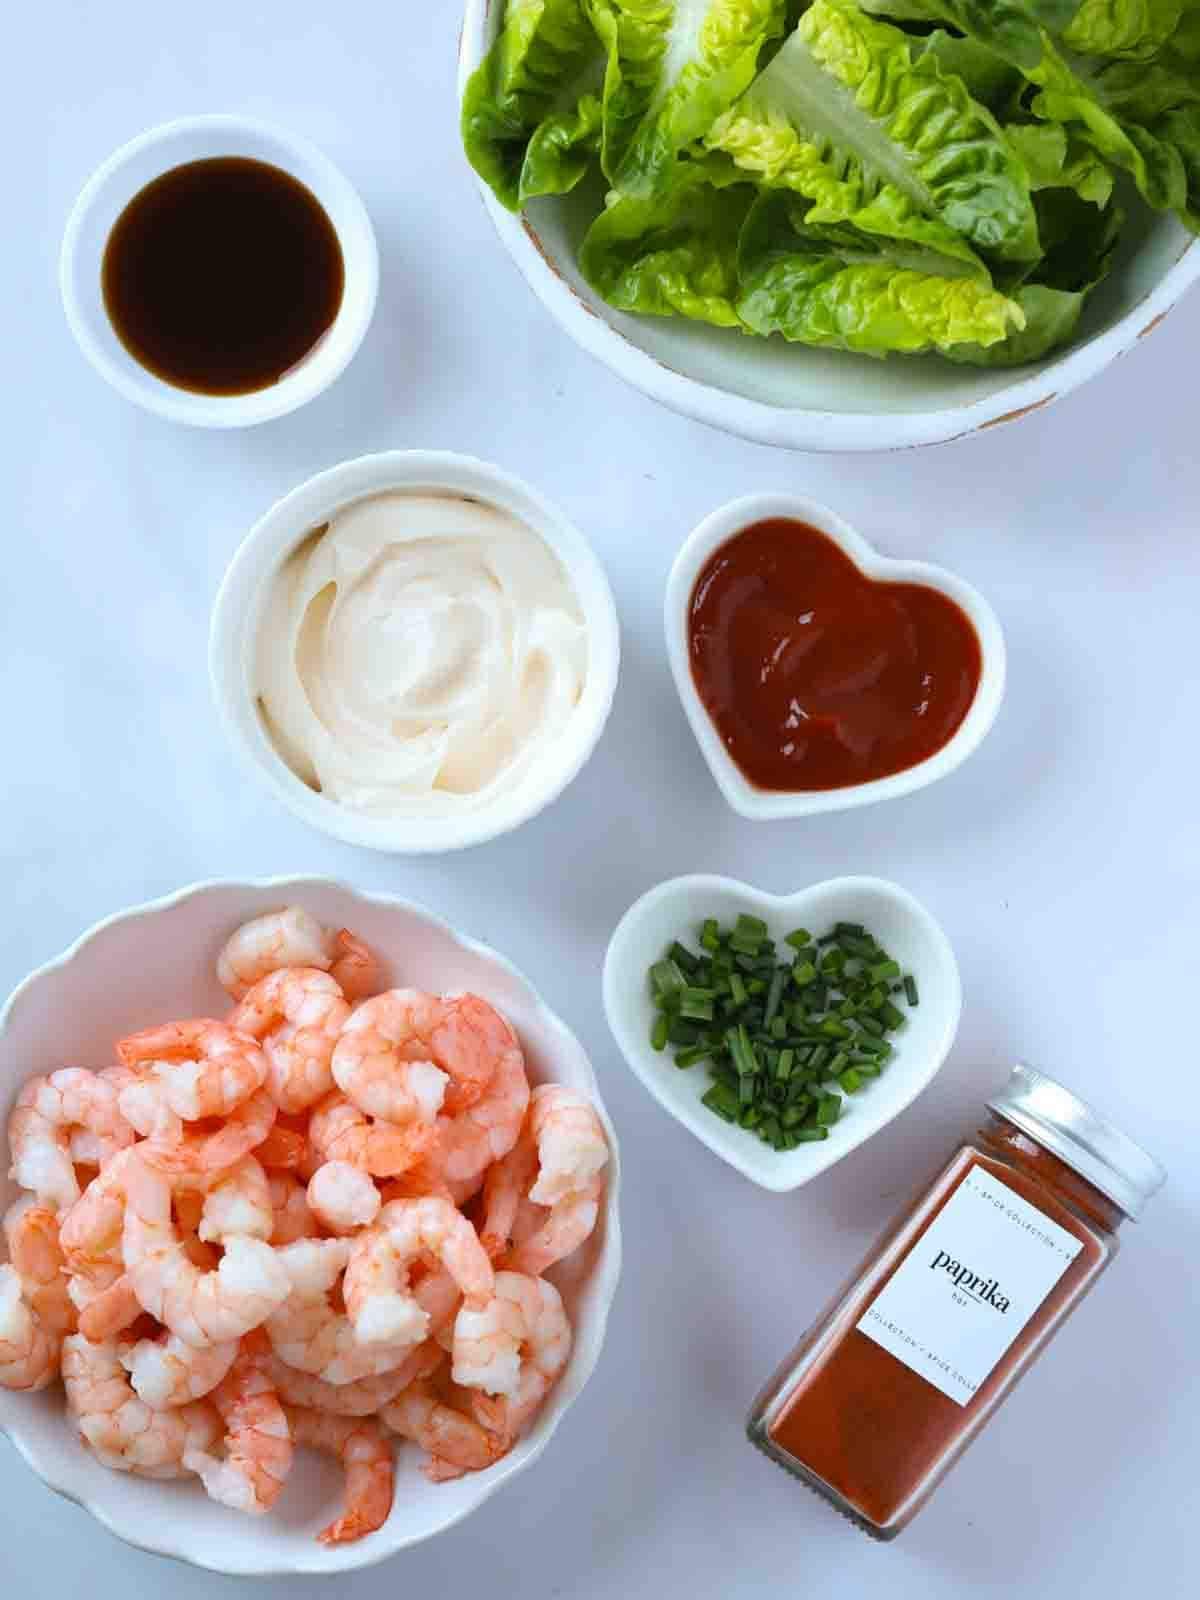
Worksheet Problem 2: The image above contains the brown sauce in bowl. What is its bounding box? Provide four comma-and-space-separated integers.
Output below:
101, 157, 344, 396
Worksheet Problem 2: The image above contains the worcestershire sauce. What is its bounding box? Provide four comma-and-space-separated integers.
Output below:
102, 157, 344, 396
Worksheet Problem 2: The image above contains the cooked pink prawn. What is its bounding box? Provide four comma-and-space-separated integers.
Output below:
122, 1329, 239, 1407
436, 1012, 529, 1188
0, 1264, 60, 1389
229, 968, 349, 1115
265, 1239, 431, 1386
8, 1070, 138, 1195
59, 1144, 145, 1288
462, 1273, 572, 1447
309, 1091, 435, 1178
331, 991, 454, 1126
342, 1197, 493, 1348
7, 1068, 86, 1203
183, 1332, 293, 1514
117, 1019, 268, 1121
61, 1333, 220, 1477
287, 1407, 394, 1545
505, 1174, 605, 1278
122, 1154, 291, 1348
197, 1155, 274, 1244
217, 909, 380, 1003
140, 1086, 277, 1176
524, 1084, 609, 1205
382, 1374, 502, 1479
307, 1161, 381, 1235
3, 1198, 75, 1340
263, 1341, 442, 1417
268, 1173, 321, 1246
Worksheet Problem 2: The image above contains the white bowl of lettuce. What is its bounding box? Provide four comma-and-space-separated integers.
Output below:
459, 0, 1199, 452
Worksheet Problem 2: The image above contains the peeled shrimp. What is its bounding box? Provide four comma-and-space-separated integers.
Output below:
197, 1156, 274, 1244
59, 1144, 145, 1288
525, 1085, 609, 1205
268, 1173, 321, 1246
0, 1264, 60, 1389
230, 968, 349, 1115
436, 1010, 529, 1188
343, 1197, 493, 1348
122, 1330, 239, 1407
331, 991, 453, 1126
217, 909, 379, 1003
462, 1274, 571, 1447
263, 1342, 442, 1417
382, 1376, 501, 1479
3, 1198, 75, 1340
61, 1334, 220, 1477
287, 1407, 394, 1545
256, 1115, 312, 1174
505, 1174, 604, 1277
183, 1333, 293, 1514
117, 1019, 268, 1121
307, 1161, 381, 1235
140, 1087, 277, 1176
122, 1155, 291, 1347
266, 1239, 429, 1386
8, 1071, 137, 1207
309, 1091, 435, 1178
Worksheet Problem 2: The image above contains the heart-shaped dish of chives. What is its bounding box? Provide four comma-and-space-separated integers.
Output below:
603, 874, 960, 1192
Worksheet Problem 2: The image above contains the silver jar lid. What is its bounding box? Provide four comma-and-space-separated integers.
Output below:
987, 1065, 1165, 1220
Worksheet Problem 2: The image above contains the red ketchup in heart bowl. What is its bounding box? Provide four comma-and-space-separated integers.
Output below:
665, 497, 1005, 820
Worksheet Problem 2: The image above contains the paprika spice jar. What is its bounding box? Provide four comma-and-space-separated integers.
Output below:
747, 1066, 1164, 1539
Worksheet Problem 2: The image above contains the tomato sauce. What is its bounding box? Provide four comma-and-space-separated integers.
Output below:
687, 519, 982, 792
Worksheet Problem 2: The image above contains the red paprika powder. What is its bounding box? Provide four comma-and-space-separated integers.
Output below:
747, 1066, 1164, 1538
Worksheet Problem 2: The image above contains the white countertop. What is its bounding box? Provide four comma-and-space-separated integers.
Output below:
5, 4, 1199, 1595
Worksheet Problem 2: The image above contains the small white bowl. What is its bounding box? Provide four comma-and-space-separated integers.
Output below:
210, 450, 621, 853
603, 874, 961, 1192
459, 1, 1200, 453
0, 877, 622, 1575
665, 492, 1006, 820
60, 114, 379, 427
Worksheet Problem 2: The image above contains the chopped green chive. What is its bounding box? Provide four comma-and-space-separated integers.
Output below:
647, 915, 917, 1155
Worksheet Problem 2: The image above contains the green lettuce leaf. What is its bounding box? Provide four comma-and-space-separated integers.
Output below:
1005, 121, 1116, 203
856, 0, 1081, 70
1061, 0, 1186, 59
589, 0, 788, 199
462, 0, 605, 211
912, 29, 1027, 112
706, 0, 1041, 264
579, 164, 754, 323
736, 189, 1026, 352
947, 184, 1122, 361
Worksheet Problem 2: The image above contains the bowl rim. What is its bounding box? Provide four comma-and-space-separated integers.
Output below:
457, 0, 1200, 454
0, 874, 623, 1575
59, 113, 380, 429
663, 491, 1007, 818
208, 450, 621, 854
602, 872, 962, 1191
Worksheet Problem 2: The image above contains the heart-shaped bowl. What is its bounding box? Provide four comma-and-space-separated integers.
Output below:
665, 492, 1006, 820
0, 878, 621, 1576
603, 874, 960, 1192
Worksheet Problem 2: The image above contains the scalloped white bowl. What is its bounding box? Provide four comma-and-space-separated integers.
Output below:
459, 1, 1200, 453
665, 492, 1006, 819
603, 874, 960, 1191
0, 878, 621, 1576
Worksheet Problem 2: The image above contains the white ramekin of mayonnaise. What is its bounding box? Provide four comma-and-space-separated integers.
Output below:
210, 452, 620, 853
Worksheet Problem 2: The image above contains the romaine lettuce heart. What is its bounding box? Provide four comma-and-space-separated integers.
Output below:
590, 0, 789, 198
462, 0, 606, 211
707, 0, 1042, 263
736, 189, 1026, 352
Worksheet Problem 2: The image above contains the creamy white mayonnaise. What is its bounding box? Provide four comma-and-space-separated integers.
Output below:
256, 492, 589, 816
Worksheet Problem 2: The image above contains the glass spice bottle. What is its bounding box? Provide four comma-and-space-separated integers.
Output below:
747, 1066, 1165, 1539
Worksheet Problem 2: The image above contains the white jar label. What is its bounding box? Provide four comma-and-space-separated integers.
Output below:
856, 1164, 1083, 1406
